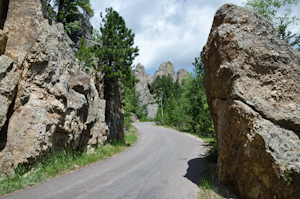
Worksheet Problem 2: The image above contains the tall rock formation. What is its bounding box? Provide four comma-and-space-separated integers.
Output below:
202, 4, 300, 199
0, 0, 123, 176
177, 68, 188, 85
151, 61, 177, 83
134, 64, 158, 119
134, 62, 187, 119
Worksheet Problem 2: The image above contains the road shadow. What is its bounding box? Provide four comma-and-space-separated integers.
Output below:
184, 157, 205, 185
184, 157, 239, 199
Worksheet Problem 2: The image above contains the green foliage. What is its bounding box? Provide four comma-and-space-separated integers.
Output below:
182, 53, 215, 138
284, 169, 292, 185
75, 36, 95, 69
200, 167, 217, 190
243, 0, 300, 46
123, 82, 139, 130
151, 54, 214, 138
52, 0, 94, 21
154, 106, 164, 124
65, 20, 82, 35
150, 74, 180, 102
49, 0, 94, 35
122, 68, 145, 130
277, 8, 300, 46
0, 127, 138, 196
95, 7, 139, 80
284, 163, 293, 185
47, 2, 57, 20
136, 104, 148, 122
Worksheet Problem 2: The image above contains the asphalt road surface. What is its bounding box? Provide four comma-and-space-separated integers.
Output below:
2, 122, 206, 199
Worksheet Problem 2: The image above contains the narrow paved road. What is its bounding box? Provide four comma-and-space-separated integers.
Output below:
2, 122, 206, 199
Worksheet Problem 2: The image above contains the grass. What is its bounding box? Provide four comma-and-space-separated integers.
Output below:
0, 125, 138, 196
198, 166, 221, 199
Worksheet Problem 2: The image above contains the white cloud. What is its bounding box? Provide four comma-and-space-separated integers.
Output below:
90, 0, 299, 74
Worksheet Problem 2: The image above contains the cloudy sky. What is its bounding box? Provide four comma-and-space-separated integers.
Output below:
90, 0, 300, 75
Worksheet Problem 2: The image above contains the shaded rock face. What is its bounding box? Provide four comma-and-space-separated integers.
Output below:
70, 12, 93, 47
104, 77, 124, 141
0, 0, 123, 176
134, 62, 187, 119
0, 0, 9, 29
202, 4, 300, 199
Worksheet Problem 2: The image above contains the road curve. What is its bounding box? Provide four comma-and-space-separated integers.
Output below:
2, 122, 206, 199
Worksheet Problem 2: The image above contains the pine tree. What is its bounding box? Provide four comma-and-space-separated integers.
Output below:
94, 7, 139, 137
95, 7, 139, 82
75, 36, 95, 69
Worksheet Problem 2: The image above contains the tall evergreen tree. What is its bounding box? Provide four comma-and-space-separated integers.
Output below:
94, 7, 139, 135
96, 7, 139, 83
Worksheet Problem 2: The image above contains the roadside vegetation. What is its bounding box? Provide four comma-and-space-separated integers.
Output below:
0, 126, 138, 196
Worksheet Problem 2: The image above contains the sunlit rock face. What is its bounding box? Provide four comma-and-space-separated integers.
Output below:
134, 63, 158, 119
0, 0, 125, 176
202, 3, 300, 199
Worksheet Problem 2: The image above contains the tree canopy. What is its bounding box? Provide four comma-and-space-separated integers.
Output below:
243, 0, 300, 46
48, 0, 94, 35
51, 0, 94, 22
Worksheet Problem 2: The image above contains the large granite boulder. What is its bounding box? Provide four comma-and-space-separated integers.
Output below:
0, 20, 108, 176
0, 0, 124, 176
202, 4, 300, 199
